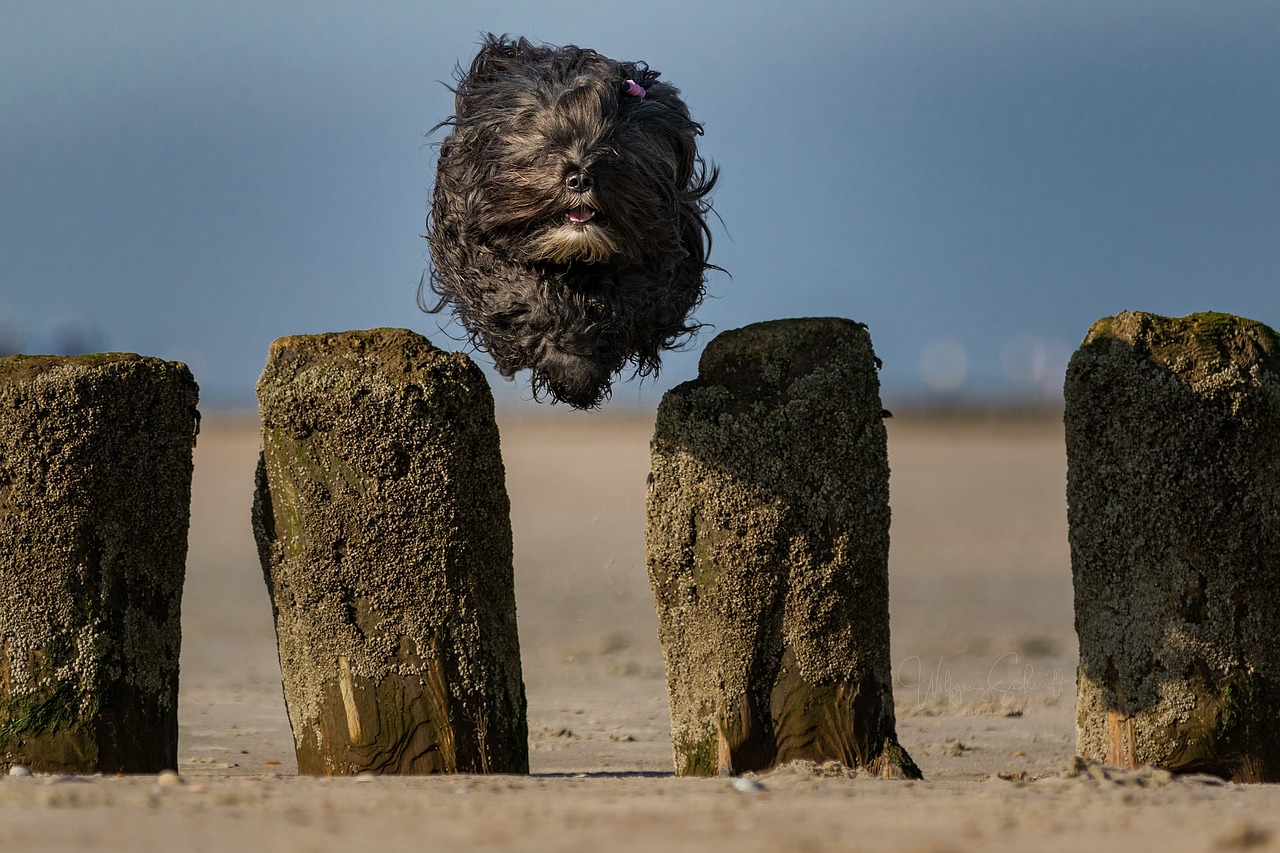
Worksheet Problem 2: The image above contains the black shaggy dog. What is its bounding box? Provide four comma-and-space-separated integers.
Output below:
425, 34, 718, 409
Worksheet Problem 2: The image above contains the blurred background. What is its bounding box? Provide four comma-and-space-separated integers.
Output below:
3, 0, 1278, 409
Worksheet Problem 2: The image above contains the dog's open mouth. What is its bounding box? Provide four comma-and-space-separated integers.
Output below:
532, 205, 617, 263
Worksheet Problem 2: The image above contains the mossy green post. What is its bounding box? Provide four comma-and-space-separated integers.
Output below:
0, 354, 198, 773
1066, 311, 1280, 783
252, 329, 527, 775
646, 318, 920, 779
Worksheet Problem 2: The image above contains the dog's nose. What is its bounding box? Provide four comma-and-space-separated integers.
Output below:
565, 171, 593, 192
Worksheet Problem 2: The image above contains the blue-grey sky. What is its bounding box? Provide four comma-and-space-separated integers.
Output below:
3, 1, 1278, 407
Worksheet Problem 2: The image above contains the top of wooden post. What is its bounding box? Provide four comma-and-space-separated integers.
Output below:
695, 317, 873, 388
258, 328, 481, 389
0, 352, 196, 391
1078, 311, 1280, 385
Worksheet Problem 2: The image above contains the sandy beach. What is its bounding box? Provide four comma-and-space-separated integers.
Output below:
2, 408, 1277, 852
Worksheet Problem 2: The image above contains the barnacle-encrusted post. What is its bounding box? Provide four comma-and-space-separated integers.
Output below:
646, 318, 919, 778
252, 329, 527, 775
0, 354, 198, 773
1067, 311, 1280, 782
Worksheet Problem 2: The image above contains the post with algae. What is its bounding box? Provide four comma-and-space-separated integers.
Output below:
646, 318, 920, 778
1066, 311, 1280, 782
0, 354, 198, 773
252, 328, 527, 775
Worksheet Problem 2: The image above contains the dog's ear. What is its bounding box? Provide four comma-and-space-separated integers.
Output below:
454, 34, 537, 115
464, 36, 518, 85
622, 84, 704, 188
615, 64, 704, 181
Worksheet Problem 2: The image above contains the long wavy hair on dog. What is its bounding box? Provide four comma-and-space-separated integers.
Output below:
425, 34, 718, 409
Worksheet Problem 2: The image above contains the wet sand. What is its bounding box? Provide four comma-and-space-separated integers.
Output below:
1, 409, 1277, 852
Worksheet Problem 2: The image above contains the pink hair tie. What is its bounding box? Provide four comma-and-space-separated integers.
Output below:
625, 79, 646, 99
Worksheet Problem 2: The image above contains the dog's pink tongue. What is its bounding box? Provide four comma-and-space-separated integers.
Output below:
568, 206, 595, 224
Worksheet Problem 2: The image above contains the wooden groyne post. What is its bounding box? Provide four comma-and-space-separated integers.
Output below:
646, 318, 919, 778
253, 329, 527, 775
1067, 311, 1280, 782
0, 354, 198, 773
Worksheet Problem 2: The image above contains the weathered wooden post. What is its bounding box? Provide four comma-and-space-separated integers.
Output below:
1067, 311, 1280, 782
252, 328, 527, 775
0, 354, 198, 773
646, 318, 919, 778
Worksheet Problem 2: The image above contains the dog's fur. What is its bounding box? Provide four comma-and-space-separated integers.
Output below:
425, 34, 717, 408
